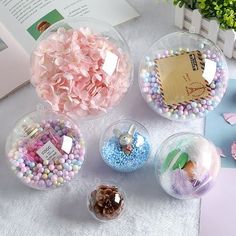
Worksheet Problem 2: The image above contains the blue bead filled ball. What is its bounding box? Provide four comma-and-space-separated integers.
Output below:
100, 120, 151, 172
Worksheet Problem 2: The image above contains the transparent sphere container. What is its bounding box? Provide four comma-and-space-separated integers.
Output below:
88, 182, 125, 222
155, 133, 220, 199
100, 119, 151, 172
139, 31, 228, 121
30, 17, 133, 120
5, 109, 85, 190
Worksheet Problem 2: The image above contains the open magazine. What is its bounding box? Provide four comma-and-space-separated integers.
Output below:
0, 0, 139, 98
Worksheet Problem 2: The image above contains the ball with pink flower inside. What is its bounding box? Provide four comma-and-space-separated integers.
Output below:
30, 18, 133, 119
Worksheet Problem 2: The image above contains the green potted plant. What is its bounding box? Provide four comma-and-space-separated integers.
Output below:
173, 0, 236, 58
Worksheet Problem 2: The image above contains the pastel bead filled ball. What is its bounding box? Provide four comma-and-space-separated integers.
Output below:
139, 32, 228, 121
31, 18, 133, 119
100, 120, 151, 172
155, 133, 220, 199
5, 110, 85, 190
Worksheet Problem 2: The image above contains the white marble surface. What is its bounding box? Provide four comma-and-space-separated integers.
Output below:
0, 1, 235, 235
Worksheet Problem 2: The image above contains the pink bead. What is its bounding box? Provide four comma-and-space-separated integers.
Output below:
21, 167, 27, 173
63, 154, 69, 160
51, 175, 58, 182
59, 158, 65, 164
34, 176, 39, 181
65, 176, 71, 181
19, 163, 25, 168
49, 164, 55, 171
37, 173, 42, 178
37, 163, 42, 168
68, 172, 74, 177
79, 149, 85, 156
46, 180, 52, 186
45, 123, 50, 128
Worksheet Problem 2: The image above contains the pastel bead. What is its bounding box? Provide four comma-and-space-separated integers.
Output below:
139, 35, 228, 121
6, 111, 86, 190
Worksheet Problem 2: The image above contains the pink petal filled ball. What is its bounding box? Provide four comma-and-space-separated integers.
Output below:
31, 18, 133, 119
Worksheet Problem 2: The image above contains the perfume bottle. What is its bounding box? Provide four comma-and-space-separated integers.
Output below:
6, 109, 85, 190
22, 120, 62, 163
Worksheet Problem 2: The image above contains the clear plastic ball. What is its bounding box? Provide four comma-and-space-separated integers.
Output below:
87, 182, 125, 222
100, 119, 151, 172
155, 133, 220, 199
5, 109, 85, 190
30, 17, 133, 120
139, 31, 228, 121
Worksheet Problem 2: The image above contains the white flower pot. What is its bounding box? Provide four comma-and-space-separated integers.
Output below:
174, 4, 236, 59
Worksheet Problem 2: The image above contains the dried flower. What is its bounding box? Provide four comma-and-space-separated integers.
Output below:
31, 27, 132, 118
88, 184, 125, 221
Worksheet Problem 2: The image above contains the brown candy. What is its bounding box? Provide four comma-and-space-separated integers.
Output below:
183, 160, 196, 179
89, 184, 124, 221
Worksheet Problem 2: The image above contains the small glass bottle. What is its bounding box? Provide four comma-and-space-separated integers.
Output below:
22, 119, 62, 163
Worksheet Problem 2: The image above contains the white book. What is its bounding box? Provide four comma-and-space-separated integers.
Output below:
0, 0, 139, 99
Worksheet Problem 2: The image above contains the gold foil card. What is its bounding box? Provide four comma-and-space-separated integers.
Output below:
155, 51, 211, 106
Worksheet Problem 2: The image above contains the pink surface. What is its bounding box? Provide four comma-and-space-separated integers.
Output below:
200, 168, 236, 236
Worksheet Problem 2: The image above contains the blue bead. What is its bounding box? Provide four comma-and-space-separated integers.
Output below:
101, 132, 150, 172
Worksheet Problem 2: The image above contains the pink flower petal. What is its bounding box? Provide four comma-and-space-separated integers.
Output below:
223, 113, 236, 125
231, 142, 236, 160
64, 73, 74, 80
30, 27, 132, 118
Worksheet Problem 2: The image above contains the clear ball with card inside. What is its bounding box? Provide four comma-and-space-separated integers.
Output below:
139, 31, 228, 121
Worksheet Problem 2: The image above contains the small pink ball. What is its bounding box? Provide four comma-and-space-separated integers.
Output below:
59, 158, 65, 164
68, 171, 74, 178
19, 163, 25, 168
49, 164, 55, 171
37, 163, 43, 169
51, 175, 58, 182
21, 167, 27, 173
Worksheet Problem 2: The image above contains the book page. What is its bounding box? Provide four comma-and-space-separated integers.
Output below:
0, 0, 138, 98
0, 0, 138, 53
0, 22, 29, 98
